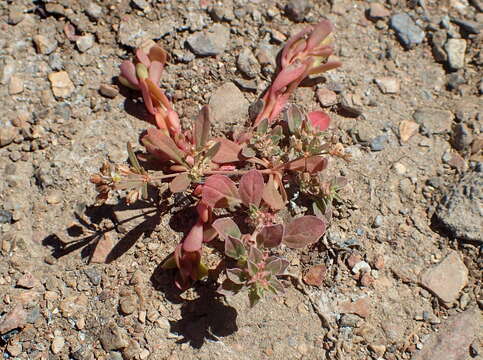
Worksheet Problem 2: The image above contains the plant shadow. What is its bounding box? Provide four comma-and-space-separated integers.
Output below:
150, 268, 238, 349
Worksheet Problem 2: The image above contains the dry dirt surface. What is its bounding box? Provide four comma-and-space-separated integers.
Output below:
0, 0, 482, 359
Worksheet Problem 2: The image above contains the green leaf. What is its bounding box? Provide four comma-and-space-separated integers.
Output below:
257, 118, 269, 135
270, 125, 283, 144
127, 142, 142, 172
265, 257, 289, 276
225, 236, 246, 260
226, 268, 246, 284
285, 105, 303, 135
241, 145, 257, 158
212, 218, 242, 240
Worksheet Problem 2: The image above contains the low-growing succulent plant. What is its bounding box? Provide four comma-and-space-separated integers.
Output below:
91, 19, 347, 305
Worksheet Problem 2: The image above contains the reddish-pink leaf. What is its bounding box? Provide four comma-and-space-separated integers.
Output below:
262, 175, 284, 210
141, 128, 186, 165
211, 138, 241, 164
148, 61, 163, 84
308, 111, 331, 131
212, 218, 241, 240
270, 62, 306, 95
257, 224, 284, 248
182, 220, 204, 252
305, 156, 328, 174
308, 61, 342, 76
283, 216, 326, 249
169, 173, 191, 193
239, 170, 264, 207
148, 45, 167, 66
136, 48, 151, 67
306, 20, 333, 50
194, 106, 211, 151
202, 175, 240, 208
145, 79, 171, 110
139, 78, 155, 114
120, 60, 139, 87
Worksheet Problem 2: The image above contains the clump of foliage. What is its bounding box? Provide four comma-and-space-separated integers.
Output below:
91, 20, 347, 305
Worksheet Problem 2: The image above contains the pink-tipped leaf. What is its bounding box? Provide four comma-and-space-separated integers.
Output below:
239, 169, 264, 207
283, 216, 326, 249
202, 175, 240, 208
307, 111, 331, 131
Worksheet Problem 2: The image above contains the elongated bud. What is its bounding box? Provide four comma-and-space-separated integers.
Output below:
170, 164, 188, 172
136, 63, 148, 79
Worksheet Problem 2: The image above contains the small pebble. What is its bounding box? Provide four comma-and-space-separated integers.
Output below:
373, 215, 383, 228
393, 162, 407, 175
99, 84, 119, 98
51, 336, 65, 354
370, 135, 387, 151
352, 261, 371, 274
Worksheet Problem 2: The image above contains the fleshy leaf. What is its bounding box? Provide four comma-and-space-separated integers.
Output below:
241, 145, 257, 158
307, 110, 331, 131
120, 60, 139, 87
285, 105, 304, 135
169, 173, 191, 193
265, 257, 289, 276
226, 268, 246, 284
257, 224, 284, 248
148, 45, 167, 65
141, 128, 186, 166
306, 20, 333, 51
268, 278, 284, 294
218, 279, 243, 296
305, 156, 328, 174
262, 175, 284, 210
270, 62, 306, 95
211, 138, 241, 163
248, 246, 263, 265
182, 220, 204, 252
212, 218, 241, 240
135, 48, 151, 67
256, 118, 269, 135
194, 106, 211, 151
239, 169, 264, 207
148, 61, 163, 84
225, 236, 246, 260
270, 125, 283, 144
202, 175, 240, 208
283, 216, 326, 249
204, 141, 221, 162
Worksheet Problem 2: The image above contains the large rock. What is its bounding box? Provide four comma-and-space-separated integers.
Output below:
435, 172, 482, 242
117, 16, 174, 47
445, 39, 466, 70
209, 82, 249, 130
411, 307, 481, 360
412, 107, 453, 135
390, 13, 425, 49
186, 24, 230, 56
420, 251, 468, 304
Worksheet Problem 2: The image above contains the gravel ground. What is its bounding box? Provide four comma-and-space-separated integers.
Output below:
0, 0, 482, 359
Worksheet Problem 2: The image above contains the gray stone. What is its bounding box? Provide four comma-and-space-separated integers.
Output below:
172, 49, 194, 63
430, 30, 447, 62
8, 6, 25, 25
84, 268, 101, 286
390, 13, 425, 49
445, 39, 467, 70
33, 35, 58, 55
233, 78, 257, 92
118, 16, 174, 47
237, 48, 259, 79
0, 127, 17, 147
370, 135, 387, 151
209, 82, 249, 129
132, 0, 150, 11
0, 210, 13, 224
451, 123, 473, 151
411, 308, 481, 360
285, 0, 311, 22
435, 172, 482, 243
76, 34, 95, 53
186, 24, 230, 56
447, 73, 466, 90
420, 251, 468, 304
451, 18, 481, 35
100, 322, 129, 351
413, 108, 453, 135
86, 3, 102, 20
48, 53, 64, 71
